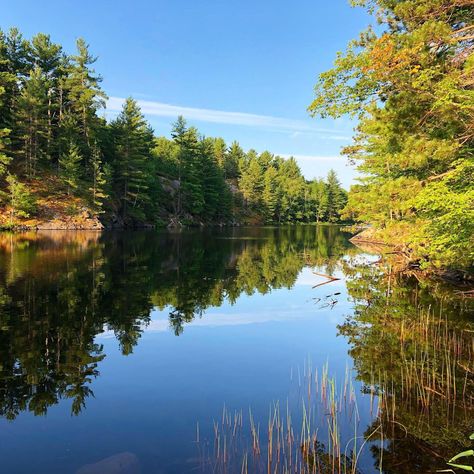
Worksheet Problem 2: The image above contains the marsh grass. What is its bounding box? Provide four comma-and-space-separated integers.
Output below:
196, 362, 384, 474
196, 306, 474, 474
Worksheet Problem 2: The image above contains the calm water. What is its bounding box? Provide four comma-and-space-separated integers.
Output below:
0, 227, 472, 474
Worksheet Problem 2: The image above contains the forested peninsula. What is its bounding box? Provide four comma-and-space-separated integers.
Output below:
310, 0, 473, 272
0, 28, 347, 230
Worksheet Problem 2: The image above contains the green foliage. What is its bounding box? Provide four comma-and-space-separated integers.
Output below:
307, 179, 328, 223
88, 143, 108, 212
14, 66, 49, 176
111, 97, 155, 221
0, 125, 11, 179
0, 27, 348, 227
6, 174, 36, 221
59, 141, 82, 195
262, 166, 282, 223
310, 0, 474, 269
326, 169, 347, 222
62, 38, 107, 151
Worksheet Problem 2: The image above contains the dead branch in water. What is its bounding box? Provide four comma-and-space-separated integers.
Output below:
312, 272, 340, 289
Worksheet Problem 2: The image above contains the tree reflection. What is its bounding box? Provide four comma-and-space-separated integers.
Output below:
339, 256, 474, 472
0, 226, 353, 418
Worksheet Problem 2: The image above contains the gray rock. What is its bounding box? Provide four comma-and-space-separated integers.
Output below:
76, 452, 140, 474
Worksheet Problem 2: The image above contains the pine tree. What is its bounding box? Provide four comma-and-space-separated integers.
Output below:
258, 151, 273, 172
279, 157, 306, 222
0, 127, 10, 179
0, 29, 23, 134
238, 156, 263, 209
111, 97, 154, 221
212, 137, 227, 174
59, 141, 82, 195
201, 138, 225, 221
171, 117, 204, 216
262, 166, 281, 223
326, 169, 346, 222
180, 127, 204, 216
15, 66, 49, 176
28, 33, 62, 161
88, 143, 107, 212
0, 86, 12, 180
307, 179, 328, 222
171, 115, 187, 214
63, 38, 106, 152
6, 173, 36, 224
225, 141, 242, 179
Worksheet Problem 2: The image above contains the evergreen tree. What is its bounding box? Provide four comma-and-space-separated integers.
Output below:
28, 33, 62, 161
15, 66, 49, 176
59, 141, 82, 195
88, 143, 107, 212
326, 169, 346, 222
171, 117, 205, 216
180, 127, 204, 216
0, 28, 352, 230
262, 166, 281, 223
279, 157, 305, 222
171, 115, 188, 214
0, 86, 12, 181
111, 97, 154, 221
63, 38, 106, 152
308, 179, 328, 223
0, 29, 24, 134
238, 156, 263, 209
152, 136, 179, 177
258, 151, 273, 172
0, 127, 10, 179
212, 137, 227, 174
201, 138, 226, 221
224, 141, 241, 179
6, 174, 36, 224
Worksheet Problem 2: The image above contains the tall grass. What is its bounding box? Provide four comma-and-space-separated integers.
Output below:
196, 362, 383, 474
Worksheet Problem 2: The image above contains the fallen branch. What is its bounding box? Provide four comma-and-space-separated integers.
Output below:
312, 271, 340, 289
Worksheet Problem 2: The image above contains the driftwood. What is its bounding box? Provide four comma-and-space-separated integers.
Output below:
312, 271, 340, 289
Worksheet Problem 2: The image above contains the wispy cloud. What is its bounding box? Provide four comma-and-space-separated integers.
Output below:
279, 154, 343, 162
107, 96, 350, 138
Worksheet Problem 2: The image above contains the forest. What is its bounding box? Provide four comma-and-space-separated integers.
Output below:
310, 0, 473, 271
0, 28, 347, 228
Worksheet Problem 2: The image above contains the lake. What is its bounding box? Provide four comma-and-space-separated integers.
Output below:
0, 226, 472, 474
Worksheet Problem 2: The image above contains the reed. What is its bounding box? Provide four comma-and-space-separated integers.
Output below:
197, 362, 379, 473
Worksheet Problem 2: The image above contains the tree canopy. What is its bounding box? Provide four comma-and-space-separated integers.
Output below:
309, 0, 474, 270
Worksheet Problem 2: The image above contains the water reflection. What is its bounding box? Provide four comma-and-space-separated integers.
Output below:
340, 258, 474, 473
0, 226, 352, 420
0, 227, 472, 473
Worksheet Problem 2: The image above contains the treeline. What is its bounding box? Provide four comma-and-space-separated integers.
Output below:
155, 128, 348, 224
0, 27, 347, 226
310, 0, 474, 270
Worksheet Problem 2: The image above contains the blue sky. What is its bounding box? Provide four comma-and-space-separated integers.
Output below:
2, 0, 371, 187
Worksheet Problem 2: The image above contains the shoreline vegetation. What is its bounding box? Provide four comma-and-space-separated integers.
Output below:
309, 0, 473, 274
0, 28, 348, 233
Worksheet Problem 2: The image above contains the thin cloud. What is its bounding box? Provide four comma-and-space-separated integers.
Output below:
279, 154, 344, 162
107, 96, 350, 137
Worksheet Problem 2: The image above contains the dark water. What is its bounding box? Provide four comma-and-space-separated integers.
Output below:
0, 226, 472, 474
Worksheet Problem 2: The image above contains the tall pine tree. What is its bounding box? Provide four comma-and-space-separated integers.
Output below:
111, 98, 154, 222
